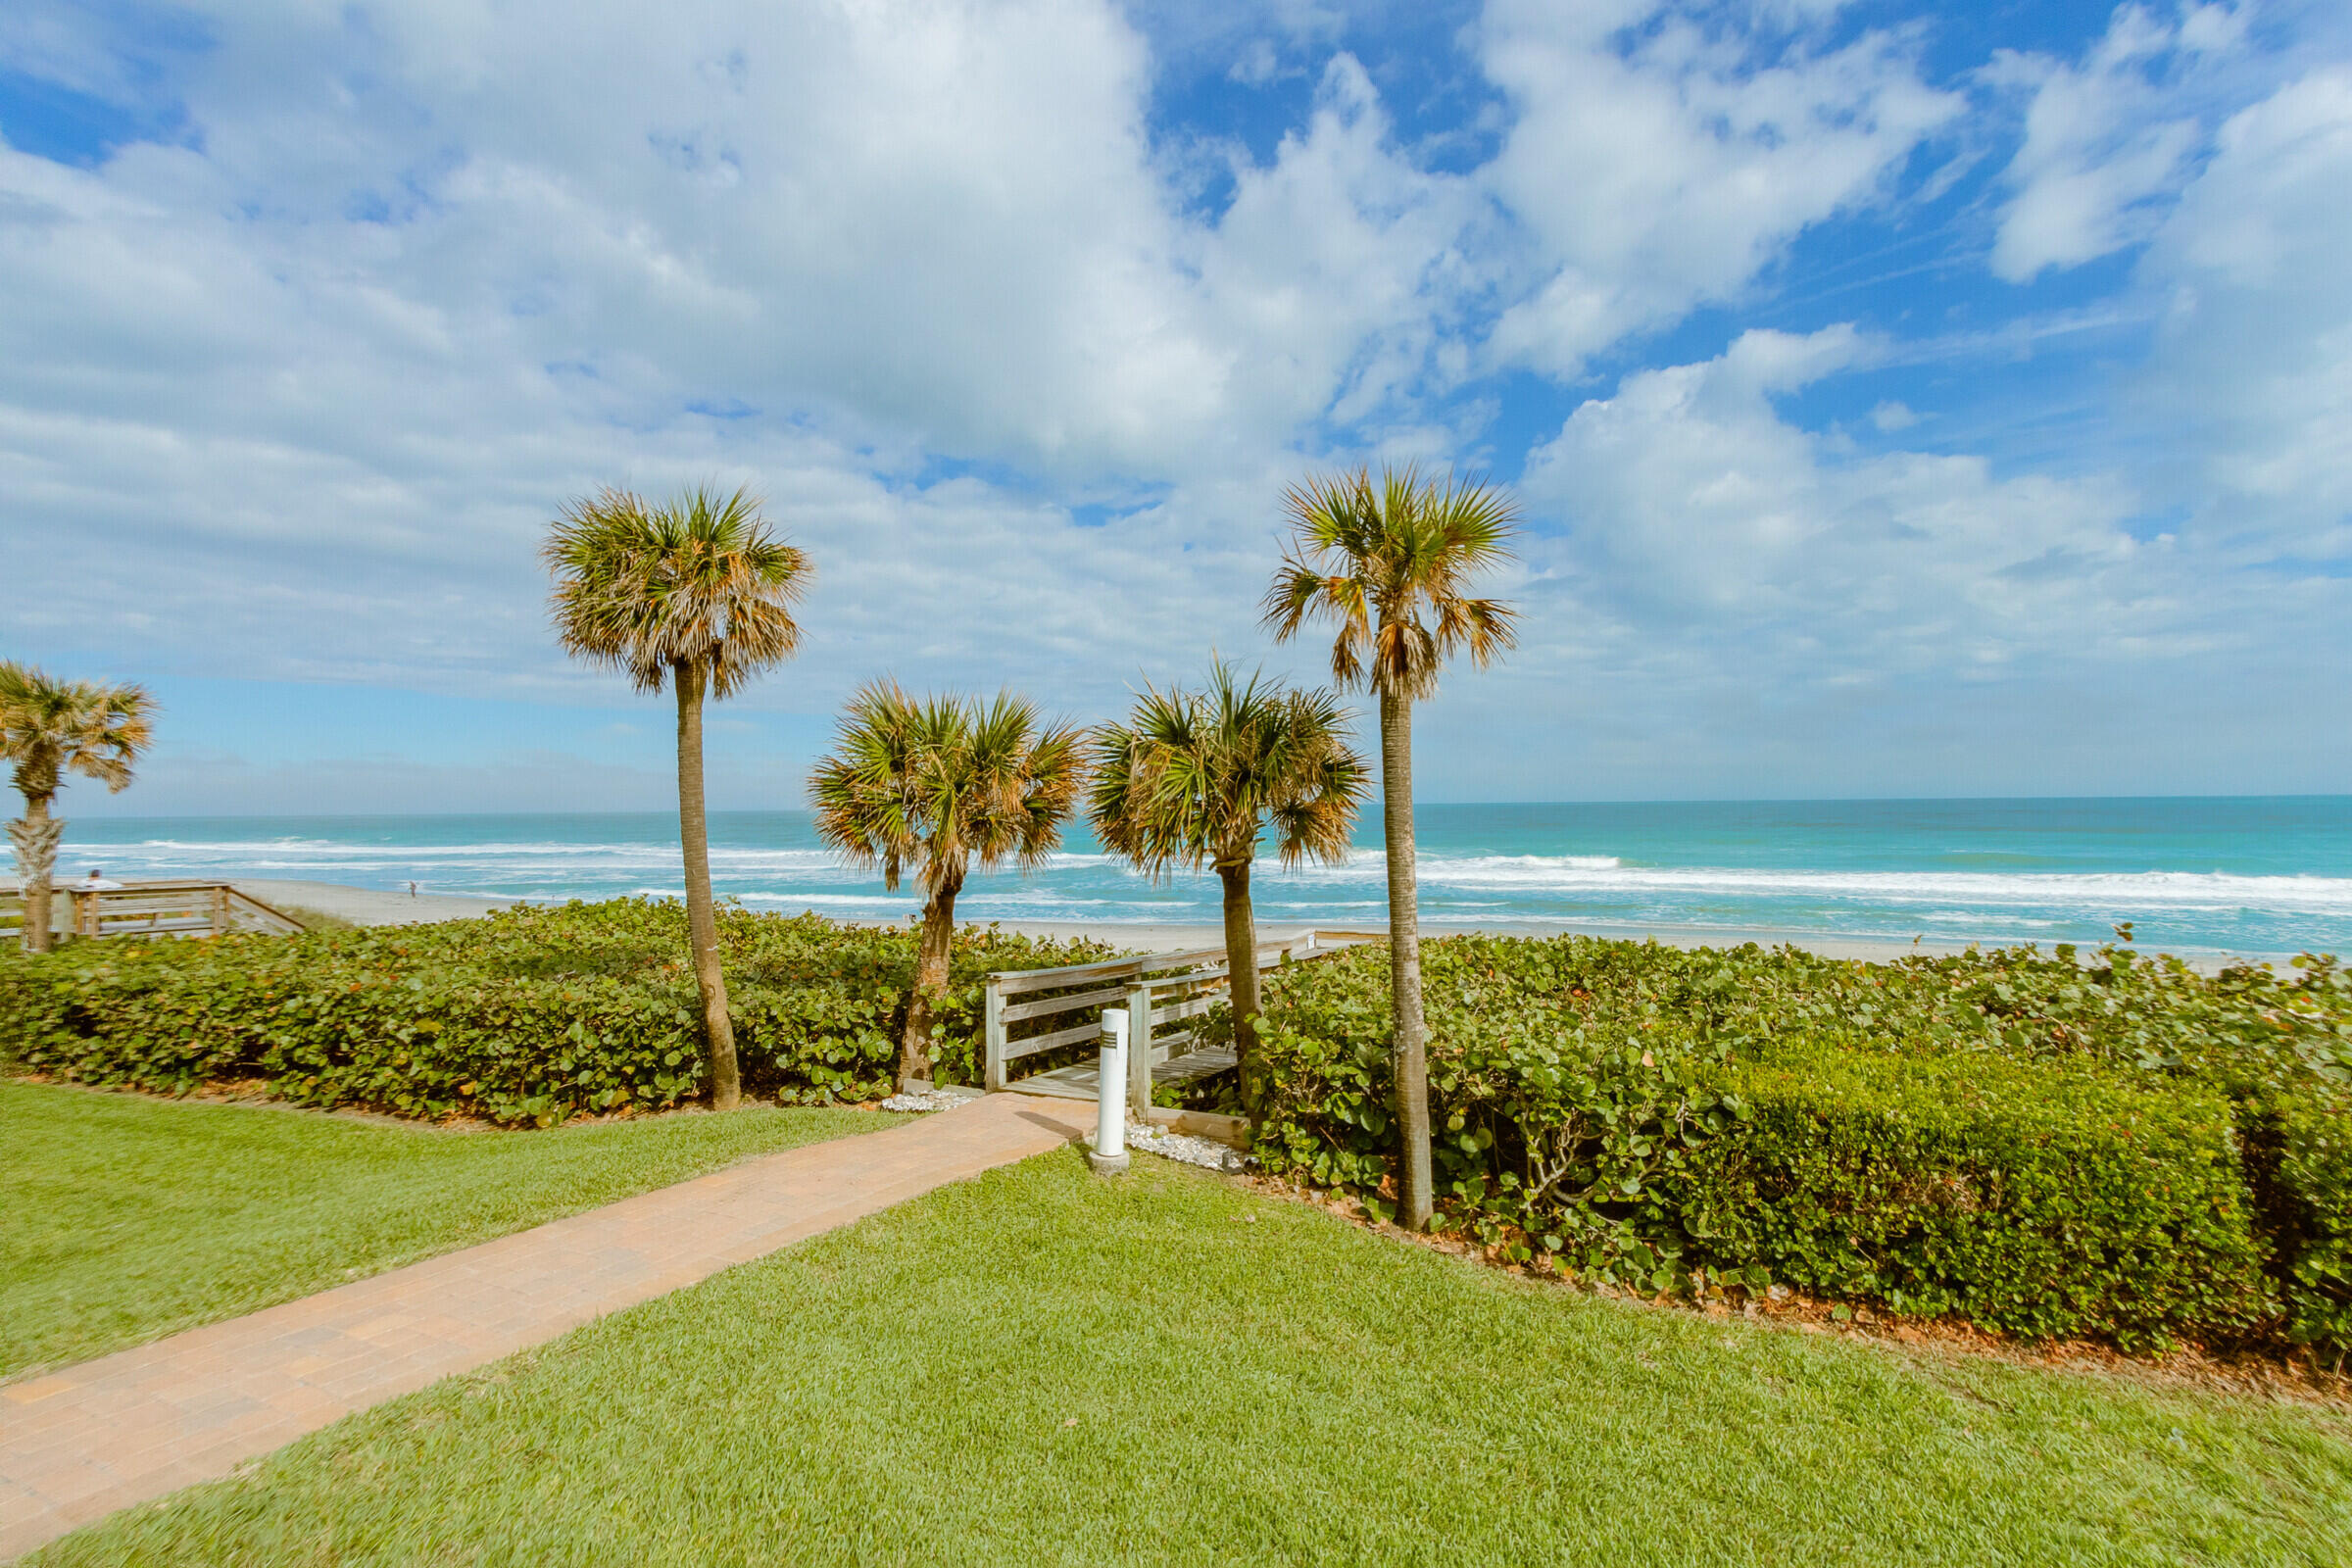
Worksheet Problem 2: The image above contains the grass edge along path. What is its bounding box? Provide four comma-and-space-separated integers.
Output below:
0, 1080, 905, 1381
37, 1149, 2352, 1568
1, 1093, 1088, 1560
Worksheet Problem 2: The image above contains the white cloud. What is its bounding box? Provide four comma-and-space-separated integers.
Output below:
1229, 38, 1281, 85
0, 0, 1429, 484
1, 0, 2346, 805
1195, 57, 1485, 439
2133, 66, 2352, 559
1986, 3, 2245, 281
1519, 325, 2159, 663
0, 1, 1467, 716
1477, 0, 1960, 375
1443, 321, 2349, 796
1124, 0, 1348, 73
0, 1, 161, 106
91, 750, 691, 817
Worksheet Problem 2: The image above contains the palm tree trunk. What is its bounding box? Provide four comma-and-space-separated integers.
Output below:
1217, 858, 1261, 1104
14, 794, 58, 955
672, 660, 740, 1110
1380, 686, 1433, 1230
898, 877, 959, 1092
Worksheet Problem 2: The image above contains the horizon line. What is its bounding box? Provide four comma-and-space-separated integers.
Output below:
55, 792, 2352, 820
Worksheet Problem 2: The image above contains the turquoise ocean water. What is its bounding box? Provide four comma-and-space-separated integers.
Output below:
52, 798, 2352, 958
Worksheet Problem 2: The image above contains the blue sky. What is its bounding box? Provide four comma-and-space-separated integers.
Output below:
2, 0, 2347, 813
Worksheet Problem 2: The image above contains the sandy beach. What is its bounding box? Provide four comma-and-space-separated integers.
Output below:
1005, 921, 1998, 962
224, 881, 2017, 961
5, 878, 2263, 970
236, 879, 524, 927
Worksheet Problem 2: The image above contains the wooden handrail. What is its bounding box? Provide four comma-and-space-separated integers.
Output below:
986, 931, 1320, 995
982, 930, 1339, 1099
4, 880, 304, 942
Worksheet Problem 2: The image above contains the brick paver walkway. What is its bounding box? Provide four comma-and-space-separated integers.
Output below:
0, 1093, 1087, 1559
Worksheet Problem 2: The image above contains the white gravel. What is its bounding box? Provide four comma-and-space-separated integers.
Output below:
879, 1089, 970, 1113
1128, 1124, 1250, 1173
876, 1088, 1250, 1174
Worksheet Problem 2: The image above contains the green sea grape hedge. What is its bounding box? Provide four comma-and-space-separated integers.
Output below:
0, 900, 1110, 1124
1685, 1046, 2268, 1348
2264, 1085, 2352, 1353
11, 906, 2350, 1352
1238, 934, 2352, 1352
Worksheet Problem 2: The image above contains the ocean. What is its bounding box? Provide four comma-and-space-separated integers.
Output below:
49, 798, 2352, 958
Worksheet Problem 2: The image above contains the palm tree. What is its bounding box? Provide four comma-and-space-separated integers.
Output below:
1, 662, 154, 954
543, 484, 810, 1111
1087, 661, 1367, 1101
810, 683, 1085, 1093
1262, 466, 1519, 1229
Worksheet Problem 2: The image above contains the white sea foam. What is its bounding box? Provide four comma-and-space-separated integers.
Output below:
1261, 850, 2352, 914
1429, 864, 2352, 913
55, 823, 2352, 945
96, 839, 850, 870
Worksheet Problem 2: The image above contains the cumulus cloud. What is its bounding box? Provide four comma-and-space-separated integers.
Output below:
1477, 0, 1959, 374
0, 1, 1468, 711
3, 0, 1822, 720
2132, 67, 2352, 559
1463, 321, 2348, 796
1520, 325, 2158, 663
1986, 3, 2246, 281
0, 0, 1490, 491
2, 0, 2347, 805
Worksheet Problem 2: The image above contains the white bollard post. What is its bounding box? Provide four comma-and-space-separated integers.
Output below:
1088, 1006, 1131, 1175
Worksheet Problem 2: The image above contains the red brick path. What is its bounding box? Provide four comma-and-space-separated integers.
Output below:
0, 1094, 1087, 1559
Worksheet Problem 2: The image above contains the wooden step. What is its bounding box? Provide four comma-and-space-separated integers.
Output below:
1008, 1045, 1239, 1104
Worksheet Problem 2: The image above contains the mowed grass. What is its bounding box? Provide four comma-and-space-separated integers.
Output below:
0, 1080, 898, 1379
39, 1149, 2352, 1567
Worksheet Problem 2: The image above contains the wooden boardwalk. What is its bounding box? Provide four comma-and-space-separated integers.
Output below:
2, 879, 302, 943
983, 929, 1346, 1113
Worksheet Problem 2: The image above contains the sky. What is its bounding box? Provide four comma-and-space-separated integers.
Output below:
2, 0, 2348, 815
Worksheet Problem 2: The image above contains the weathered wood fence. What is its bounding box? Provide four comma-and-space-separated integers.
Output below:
2, 880, 303, 943
981, 930, 1339, 1116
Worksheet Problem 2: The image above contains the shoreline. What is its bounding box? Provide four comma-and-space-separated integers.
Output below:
41, 797, 2346, 967
993, 920, 1985, 963
981, 919, 2278, 970
213, 881, 2303, 969
235, 879, 525, 927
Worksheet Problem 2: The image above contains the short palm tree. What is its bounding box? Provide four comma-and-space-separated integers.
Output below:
1, 662, 154, 954
810, 683, 1084, 1093
1087, 662, 1367, 1100
543, 484, 810, 1111
1263, 465, 1519, 1230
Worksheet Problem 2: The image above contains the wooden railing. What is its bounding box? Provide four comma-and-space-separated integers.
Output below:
2, 880, 304, 943
982, 930, 1336, 1114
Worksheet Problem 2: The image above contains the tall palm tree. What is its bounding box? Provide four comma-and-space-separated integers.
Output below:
543, 484, 810, 1111
1263, 465, 1519, 1229
810, 683, 1084, 1093
1, 662, 154, 954
1087, 661, 1367, 1100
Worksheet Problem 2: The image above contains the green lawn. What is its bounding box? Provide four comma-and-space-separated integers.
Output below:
37, 1148, 2352, 1566
0, 1080, 897, 1379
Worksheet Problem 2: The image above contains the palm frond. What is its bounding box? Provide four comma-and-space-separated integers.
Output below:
543, 484, 811, 698
1263, 464, 1521, 700
809, 680, 924, 891
0, 662, 155, 805
1086, 660, 1368, 880
809, 684, 1084, 898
